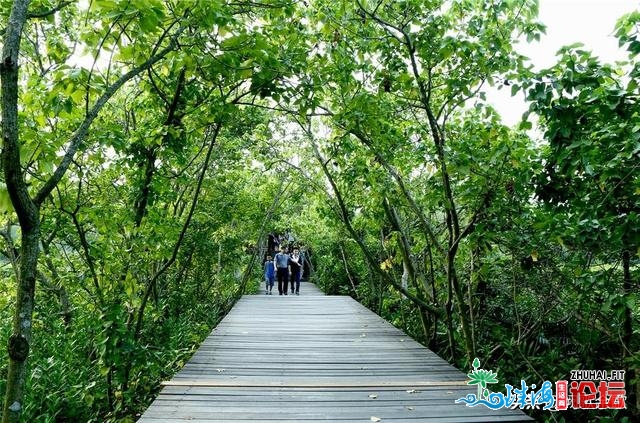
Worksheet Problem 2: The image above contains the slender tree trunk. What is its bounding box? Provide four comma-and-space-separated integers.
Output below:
447, 248, 475, 364
406, 24, 477, 365
132, 122, 222, 343
40, 241, 73, 326
445, 276, 456, 362
2, 3, 183, 419
134, 147, 158, 226
621, 249, 638, 414
339, 244, 358, 297
133, 68, 186, 227
383, 199, 431, 343
425, 243, 438, 348
2, 224, 40, 423
311, 137, 440, 316
468, 247, 477, 350
2, 2, 37, 422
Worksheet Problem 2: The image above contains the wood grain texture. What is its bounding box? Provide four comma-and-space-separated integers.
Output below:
138, 282, 532, 422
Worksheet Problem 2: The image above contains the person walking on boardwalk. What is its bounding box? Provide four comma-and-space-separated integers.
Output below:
298, 245, 307, 281
274, 246, 290, 295
289, 247, 302, 295
264, 254, 275, 295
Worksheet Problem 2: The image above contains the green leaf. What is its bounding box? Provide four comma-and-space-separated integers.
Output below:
0, 183, 14, 213
221, 34, 249, 50
519, 120, 532, 130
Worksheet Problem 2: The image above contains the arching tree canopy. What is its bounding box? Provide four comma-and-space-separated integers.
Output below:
1, 1, 638, 421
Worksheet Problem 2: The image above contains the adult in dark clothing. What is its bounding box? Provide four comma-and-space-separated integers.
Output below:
274, 246, 290, 295
289, 248, 302, 295
267, 232, 277, 256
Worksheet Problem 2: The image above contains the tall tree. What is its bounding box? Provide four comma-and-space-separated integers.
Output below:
1, 0, 184, 420
521, 13, 640, 410
284, 0, 544, 364
2, 0, 312, 418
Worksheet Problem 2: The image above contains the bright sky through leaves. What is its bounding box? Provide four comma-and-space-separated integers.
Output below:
491, 0, 638, 125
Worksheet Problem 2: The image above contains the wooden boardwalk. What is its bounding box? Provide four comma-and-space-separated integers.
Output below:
138, 282, 531, 422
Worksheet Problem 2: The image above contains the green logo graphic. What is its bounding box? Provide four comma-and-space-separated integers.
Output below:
466, 357, 499, 399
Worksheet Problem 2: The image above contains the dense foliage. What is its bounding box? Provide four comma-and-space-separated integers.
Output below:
1, 1, 638, 422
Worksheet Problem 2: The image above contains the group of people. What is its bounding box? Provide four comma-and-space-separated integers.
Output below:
263, 245, 306, 295
267, 229, 296, 256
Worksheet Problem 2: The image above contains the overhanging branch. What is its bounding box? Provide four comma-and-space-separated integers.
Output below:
27, 1, 73, 19
33, 25, 186, 206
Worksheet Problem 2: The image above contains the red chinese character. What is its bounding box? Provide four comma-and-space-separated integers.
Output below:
555, 380, 568, 411
597, 381, 626, 409
570, 381, 598, 409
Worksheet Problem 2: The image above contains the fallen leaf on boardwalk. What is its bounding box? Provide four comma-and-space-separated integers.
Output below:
371, 417, 381, 422
369, 394, 378, 399
406, 389, 416, 394
406, 406, 414, 411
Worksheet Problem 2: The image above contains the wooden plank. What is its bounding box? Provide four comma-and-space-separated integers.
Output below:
161, 380, 469, 387
139, 419, 529, 422
138, 283, 532, 422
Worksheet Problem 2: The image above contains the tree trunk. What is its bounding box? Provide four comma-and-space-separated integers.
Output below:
621, 248, 638, 414
2, 223, 40, 423
2, 1, 38, 422
383, 199, 432, 343
2, 1, 182, 418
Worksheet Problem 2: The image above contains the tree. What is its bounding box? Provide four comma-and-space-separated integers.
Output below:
1, 0, 186, 420
521, 14, 640, 411
279, 0, 544, 365
2, 1, 636, 421
2, 0, 315, 419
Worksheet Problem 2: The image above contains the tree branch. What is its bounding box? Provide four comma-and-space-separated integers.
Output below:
33, 25, 186, 206
27, 0, 73, 19
133, 121, 222, 339
349, 128, 445, 257
310, 130, 441, 317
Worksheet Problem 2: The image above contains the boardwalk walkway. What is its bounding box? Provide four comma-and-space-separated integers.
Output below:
138, 281, 531, 422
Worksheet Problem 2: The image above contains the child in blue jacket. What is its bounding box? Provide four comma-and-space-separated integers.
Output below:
264, 254, 275, 295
